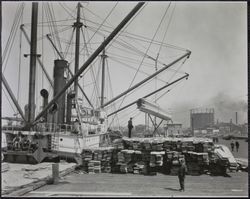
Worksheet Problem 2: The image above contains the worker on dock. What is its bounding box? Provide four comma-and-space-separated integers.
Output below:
128, 118, 134, 138
235, 141, 239, 152
178, 159, 187, 192
230, 141, 235, 152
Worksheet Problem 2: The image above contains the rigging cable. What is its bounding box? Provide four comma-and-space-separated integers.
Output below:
3, 88, 18, 115
59, 2, 76, 19
80, 26, 101, 107
47, 3, 63, 56
157, 3, 175, 56
76, 2, 118, 64
3, 3, 23, 63
106, 58, 121, 128
78, 3, 119, 107
3, 3, 25, 72
109, 56, 168, 84
17, 5, 24, 105
50, 3, 63, 54
85, 25, 186, 76
77, 18, 187, 52
110, 3, 171, 125
65, 27, 75, 58
44, 3, 57, 58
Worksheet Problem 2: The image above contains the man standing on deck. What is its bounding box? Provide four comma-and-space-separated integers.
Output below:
128, 118, 133, 138
178, 159, 187, 192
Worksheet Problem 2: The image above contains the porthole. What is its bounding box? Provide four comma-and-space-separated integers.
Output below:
60, 138, 63, 141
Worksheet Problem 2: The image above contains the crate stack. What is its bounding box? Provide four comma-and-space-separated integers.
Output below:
133, 161, 146, 174
208, 152, 228, 175
88, 160, 101, 174
81, 147, 114, 174
81, 149, 93, 172
184, 152, 209, 175
79, 137, 234, 176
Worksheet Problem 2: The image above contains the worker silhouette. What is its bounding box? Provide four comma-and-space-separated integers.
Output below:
128, 118, 133, 138
230, 141, 235, 152
235, 141, 239, 152
178, 159, 187, 192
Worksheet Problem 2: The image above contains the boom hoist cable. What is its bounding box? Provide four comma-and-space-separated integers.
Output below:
3, 3, 25, 72
108, 3, 171, 125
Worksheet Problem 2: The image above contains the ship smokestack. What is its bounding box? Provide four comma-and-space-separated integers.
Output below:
66, 91, 76, 124
40, 89, 49, 122
235, 112, 238, 125
54, 59, 67, 124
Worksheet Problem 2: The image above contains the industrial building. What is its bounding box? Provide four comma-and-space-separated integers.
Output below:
190, 108, 214, 130
166, 123, 183, 137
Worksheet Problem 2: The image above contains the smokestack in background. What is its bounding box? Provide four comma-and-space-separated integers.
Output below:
235, 112, 238, 125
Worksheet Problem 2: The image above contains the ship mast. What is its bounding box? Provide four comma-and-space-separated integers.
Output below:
73, 2, 83, 97
100, 46, 107, 108
27, 2, 39, 125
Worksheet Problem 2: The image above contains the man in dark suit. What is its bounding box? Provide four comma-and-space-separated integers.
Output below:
178, 159, 187, 191
128, 118, 133, 138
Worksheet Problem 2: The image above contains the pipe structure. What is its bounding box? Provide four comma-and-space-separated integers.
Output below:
1, 117, 24, 121
21, 25, 54, 88
32, 2, 145, 125
27, 2, 38, 123
2, 73, 27, 122
66, 91, 75, 124
102, 51, 191, 108
108, 73, 189, 117
40, 89, 49, 122
46, 34, 93, 108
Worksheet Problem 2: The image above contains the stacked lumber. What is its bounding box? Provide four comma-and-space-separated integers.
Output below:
80, 147, 114, 173
150, 151, 165, 167
183, 152, 208, 175
88, 161, 101, 174
78, 137, 236, 176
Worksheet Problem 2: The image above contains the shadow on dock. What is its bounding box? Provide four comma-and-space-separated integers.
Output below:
164, 187, 180, 191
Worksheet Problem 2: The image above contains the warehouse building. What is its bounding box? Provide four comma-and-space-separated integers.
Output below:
166, 123, 183, 137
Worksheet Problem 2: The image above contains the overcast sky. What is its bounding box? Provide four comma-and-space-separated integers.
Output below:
2, 1, 247, 128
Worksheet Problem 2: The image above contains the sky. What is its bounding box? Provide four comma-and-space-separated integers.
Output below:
1, 1, 248, 128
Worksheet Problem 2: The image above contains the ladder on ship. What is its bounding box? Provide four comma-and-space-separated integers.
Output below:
49, 124, 60, 152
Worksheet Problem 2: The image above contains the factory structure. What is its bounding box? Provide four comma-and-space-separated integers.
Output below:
189, 108, 247, 138
190, 108, 215, 130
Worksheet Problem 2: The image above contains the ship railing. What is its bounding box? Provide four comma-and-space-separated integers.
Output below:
2, 125, 21, 131
34, 123, 74, 133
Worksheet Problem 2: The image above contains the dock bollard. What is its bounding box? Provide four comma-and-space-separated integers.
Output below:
52, 163, 59, 184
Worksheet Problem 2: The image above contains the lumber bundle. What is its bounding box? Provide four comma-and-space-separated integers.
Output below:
81, 147, 114, 173
79, 137, 236, 176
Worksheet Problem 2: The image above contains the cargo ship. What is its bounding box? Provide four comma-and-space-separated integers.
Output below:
1, 2, 191, 164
